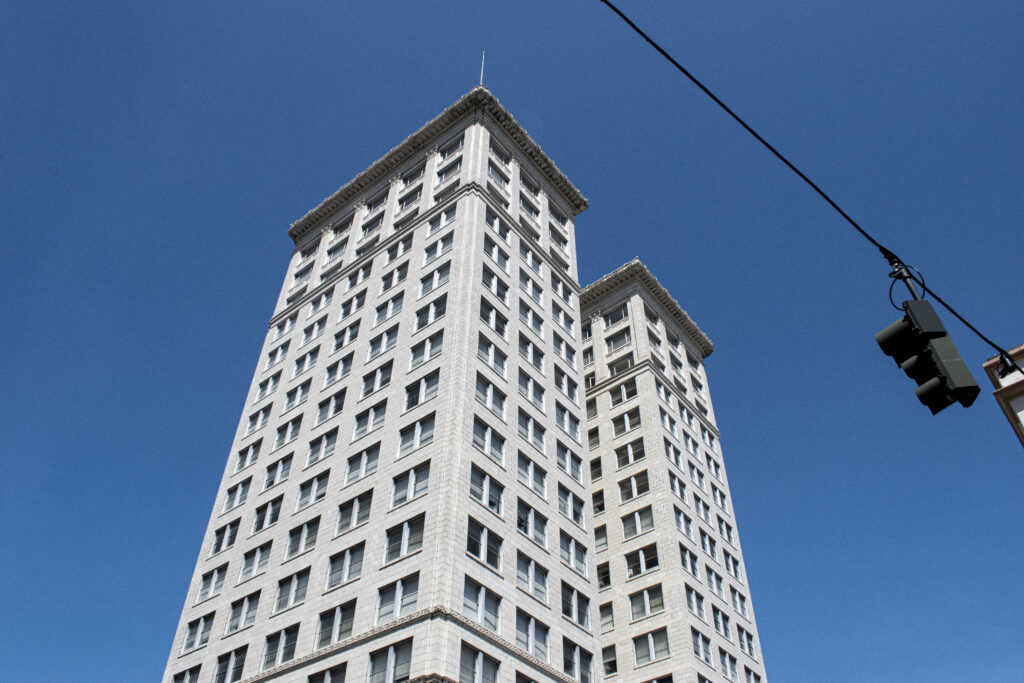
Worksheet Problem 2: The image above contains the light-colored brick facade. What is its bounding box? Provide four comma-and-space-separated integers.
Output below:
163, 88, 766, 683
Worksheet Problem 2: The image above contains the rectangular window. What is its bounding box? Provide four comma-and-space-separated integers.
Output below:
239, 542, 272, 582
515, 610, 549, 661
275, 415, 302, 448
265, 342, 289, 370
368, 639, 412, 683
552, 302, 573, 334
559, 531, 588, 575
626, 543, 659, 578
411, 329, 444, 369
460, 642, 501, 683
517, 410, 545, 451
603, 303, 628, 327
297, 473, 329, 510
557, 442, 583, 481
386, 235, 413, 263
516, 552, 548, 600
235, 440, 261, 472
246, 406, 272, 435
415, 293, 447, 330
380, 262, 408, 293
466, 517, 502, 570
353, 400, 387, 439
274, 569, 310, 612
622, 506, 655, 539
214, 646, 247, 683
552, 332, 576, 368
618, 471, 650, 502
316, 600, 356, 649
306, 429, 337, 466
633, 628, 670, 666
211, 520, 239, 554
392, 461, 430, 506
479, 299, 507, 337
713, 606, 732, 639
518, 369, 545, 410
324, 354, 353, 388
404, 370, 440, 410
720, 650, 738, 682
334, 322, 360, 352
384, 514, 425, 563
284, 379, 311, 411
262, 623, 299, 671
681, 545, 700, 577
374, 292, 404, 326
469, 464, 503, 515
517, 499, 548, 546
560, 584, 590, 628
558, 485, 585, 526
482, 265, 508, 303
368, 325, 399, 360
475, 373, 506, 417
562, 638, 592, 683
223, 478, 250, 513
424, 232, 454, 264
612, 408, 641, 436
182, 612, 214, 652
346, 443, 379, 484
316, 389, 346, 425
377, 573, 419, 623
477, 333, 506, 376
555, 403, 580, 441
420, 261, 451, 296
339, 290, 366, 320
336, 490, 373, 533
327, 541, 364, 589
399, 413, 435, 456
517, 452, 546, 496
630, 584, 665, 620
286, 517, 320, 558
518, 334, 544, 373
197, 564, 227, 602
520, 243, 542, 274
519, 300, 543, 335
264, 454, 292, 489
554, 367, 578, 404
483, 235, 509, 271
609, 378, 637, 407
472, 416, 505, 464
519, 268, 543, 303
273, 314, 297, 341
462, 577, 501, 631
362, 361, 394, 398
256, 373, 280, 401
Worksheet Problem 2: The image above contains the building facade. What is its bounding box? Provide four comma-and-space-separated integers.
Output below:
982, 343, 1024, 448
163, 88, 766, 683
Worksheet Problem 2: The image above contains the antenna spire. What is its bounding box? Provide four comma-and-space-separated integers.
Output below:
479, 51, 486, 86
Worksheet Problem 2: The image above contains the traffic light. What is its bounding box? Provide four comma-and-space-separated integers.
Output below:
875, 299, 980, 414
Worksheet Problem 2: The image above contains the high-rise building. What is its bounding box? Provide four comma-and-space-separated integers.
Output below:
163, 88, 766, 683
579, 260, 766, 683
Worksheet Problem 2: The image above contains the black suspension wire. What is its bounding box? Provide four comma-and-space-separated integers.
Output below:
599, 0, 1023, 377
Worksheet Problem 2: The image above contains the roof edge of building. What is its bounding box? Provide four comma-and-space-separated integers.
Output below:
581, 257, 714, 357
288, 86, 589, 243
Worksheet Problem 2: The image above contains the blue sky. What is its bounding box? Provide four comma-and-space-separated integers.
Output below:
2, 2, 1023, 681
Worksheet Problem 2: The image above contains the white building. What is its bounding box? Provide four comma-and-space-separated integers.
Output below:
163, 88, 767, 683
983, 343, 1024, 448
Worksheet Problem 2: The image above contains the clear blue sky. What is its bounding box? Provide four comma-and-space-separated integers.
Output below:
2, 2, 1022, 681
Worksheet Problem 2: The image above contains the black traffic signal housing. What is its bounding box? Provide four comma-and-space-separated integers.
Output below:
875, 299, 981, 414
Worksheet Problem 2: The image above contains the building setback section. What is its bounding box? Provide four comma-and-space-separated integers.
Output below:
163, 87, 766, 683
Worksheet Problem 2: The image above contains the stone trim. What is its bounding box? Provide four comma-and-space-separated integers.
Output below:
289, 87, 588, 244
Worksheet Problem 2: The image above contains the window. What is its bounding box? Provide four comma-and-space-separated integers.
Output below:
720, 650, 738, 682
594, 523, 607, 550
420, 261, 451, 296
518, 335, 544, 373
562, 638, 593, 683
518, 369, 545, 410
396, 413, 435, 457
334, 322, 359, 351
557, 442, 583, 482
519, 269, 543, 303
310, 288, 334, 316
519, 300, 543, 335
381, 262, 409, 293
246, 406, 272, 435
214, 646, 247, 683
560, 583, 590, 627
316, 600, 356, 649
666, 438, 683, 467
484, 208, 510, 241
361, 361, 394, 399
718, 516, 736, 545
378, 573, 419, 623
602, 646, 617, 677
599, 602, 614, 631
436, 158, 461, 185
339, 290, 366, 320
462, 577, 501, 631
551, 227, 569, 253
681, 545, 700, 577
634, 628, 670, 666
235, 440, 261, 472
316, 389, 345, 425
240, 542, 272, 582
590, 457, 603, 481
424, 232, 453, 264
482, 266, 508, 303
558, 485, 585, 526
374, 292, 403, 326
706, 568, 725, 598
618, 471, 650, 502
325, 239, 347, 266
327, 542, 364, 589
629, 584, 665, 620
346, 443, 379, 483
354, 400, 387, 438
581, 321, 592, 341
552, 333, 576, 368
675, 507, 694, 539
469, 464, 503, 514
324, 354, 353, 388
681, 582, 708, 619
609, 378, 637, 407
516, 610, 549, 660
625, 543, 659, 578
337, 490, 373, 533
700, 530, 718, 560
745, 670, 763, 683
428, 205, 456, 234
211, 520, 239, 554
603, 303, 628, 327
555, 403, 580, 441
297, 473, 329, 510
368, 639, 412, 683
518, 410, 545, 451
275, 569, 309, 612
182, 612, 214, 652
475, 374, 506, 417
386, 235, 413, 264
713, 606, 732, 639
554, 367, 578, 404
285, 380, 311, 411
348, 266, 372, 291
582, 347, 594, 367
264, 454, 291, 489
660, 409, 677, 438
608, 354, 634, 377
402, 164, 425, 189
226, 591, 260, 634
483, 235, 509, 271
596, 562, 611, 589
248, 497, 278, 532
707, 454, 724, 480
307, 429, 337, 466
725, 551, 742, 581
477, 334, 506, 376
559, 531, 587, 575
173, 666, 200, 683
265, 342, 289, 370
552, 303, 573, 334
612, 408, 641, 436
466, 517, 502, 570
479, 299, 507, 337
615, 440, 646, 470
223, 478, 250, 513
361, 213, 383, 238
273, 314, 297, 341
516, 552, 548, 600
622, 506, 655, 539
738, 627, 756, 657
687, 627, 713, 665
256, 373, 280, 402
286, 517, 320, 558
368, 325, 399, 360
411, 330, 444, 369
460, 643, 501, 683
606, 329, 631, 354
473, 417, 505, 464
392, 461, 430, 506
517, 499, 548, 546
263, 624, 299, 671
415, 293, 447, 329
404, 370, 440, 410
385, 514, 425, 563
517, 452, 546, 496
275, 415, 302, 448
302, 317, 327, 346
520, 243, 542, 274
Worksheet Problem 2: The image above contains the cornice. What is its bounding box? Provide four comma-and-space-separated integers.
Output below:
289, 87, 589, 244
581, 258, 714, 358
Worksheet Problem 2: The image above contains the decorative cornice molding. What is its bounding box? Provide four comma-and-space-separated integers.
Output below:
581, 258, 714, 358
288, 87, 588, 244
